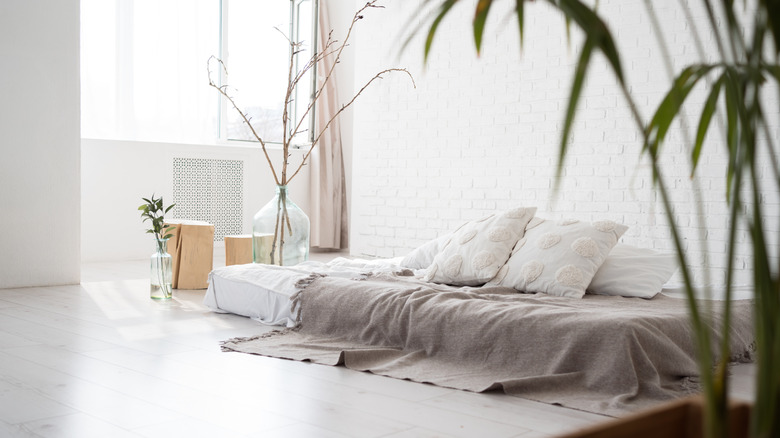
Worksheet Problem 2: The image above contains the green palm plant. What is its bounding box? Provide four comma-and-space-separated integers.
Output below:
410, 1, 780, 437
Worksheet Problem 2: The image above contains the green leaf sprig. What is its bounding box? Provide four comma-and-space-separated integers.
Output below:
138, 194, 176, 241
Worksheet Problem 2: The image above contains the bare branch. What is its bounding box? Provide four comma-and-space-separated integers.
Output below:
288, 1, 381, 145
207, 56, 280, 185
207, 1, 410, 190
274, 26, 294, 46
288, 34, 339, 96
208, 1, 414, 266
286, 68, 416, 183
280, 35, 299, 185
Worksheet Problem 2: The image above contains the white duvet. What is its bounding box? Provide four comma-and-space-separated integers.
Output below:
203, 257, 405, 327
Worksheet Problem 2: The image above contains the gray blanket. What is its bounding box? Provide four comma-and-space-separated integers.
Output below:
221, 272, 754, 416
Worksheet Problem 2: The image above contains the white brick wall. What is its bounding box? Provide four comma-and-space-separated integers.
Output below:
350, 0, 779, 285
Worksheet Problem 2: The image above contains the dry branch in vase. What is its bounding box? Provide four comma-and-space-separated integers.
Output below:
208, 0, 415, 265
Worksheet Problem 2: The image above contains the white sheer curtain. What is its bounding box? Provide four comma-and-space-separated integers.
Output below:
80, 0, 219, 143
309, 0, 349, 250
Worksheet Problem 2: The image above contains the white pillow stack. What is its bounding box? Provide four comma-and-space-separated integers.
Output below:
423, 207, 537, 286
401, 211, 678, 299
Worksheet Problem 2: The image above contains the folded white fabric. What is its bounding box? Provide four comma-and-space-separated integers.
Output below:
587, 244, 678, 298
488, 217, 627, 298
424, 207, 536, 286
204, 258, 404, 327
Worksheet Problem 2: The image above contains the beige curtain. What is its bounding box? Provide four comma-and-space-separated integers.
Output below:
310, 0, 348, 250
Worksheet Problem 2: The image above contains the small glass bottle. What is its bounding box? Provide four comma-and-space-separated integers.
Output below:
150, 238, 173, 299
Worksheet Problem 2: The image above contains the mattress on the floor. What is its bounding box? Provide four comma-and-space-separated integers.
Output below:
203, 257, 406, 327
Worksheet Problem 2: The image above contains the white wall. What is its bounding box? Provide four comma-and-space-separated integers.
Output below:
350, 0, 779, 285
0, 0, 81, 288
82, 139, 310, 262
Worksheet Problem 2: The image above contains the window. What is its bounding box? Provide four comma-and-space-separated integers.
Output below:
220, 0, 316, 145
80, 0, 317, 146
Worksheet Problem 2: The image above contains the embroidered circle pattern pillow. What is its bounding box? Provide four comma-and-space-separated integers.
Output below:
424, 207, 537, 286
488, 218, 628, 298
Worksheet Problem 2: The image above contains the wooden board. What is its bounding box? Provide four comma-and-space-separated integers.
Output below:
165, 220, 214, 289
224, 234, 253, 266
557, 396, 751, 438
165, 223, 182, 287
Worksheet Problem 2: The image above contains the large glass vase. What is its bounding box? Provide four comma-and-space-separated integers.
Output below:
150, 237, 173, 299
253, 185, 310, 266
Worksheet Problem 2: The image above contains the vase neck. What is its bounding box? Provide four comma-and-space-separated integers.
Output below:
275, 185, 289, 196
154, 237, 169, 254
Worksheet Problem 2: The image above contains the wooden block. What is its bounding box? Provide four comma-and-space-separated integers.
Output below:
224, 235, 253, 266
165, 220, 214, 289
165, 223, 182, 287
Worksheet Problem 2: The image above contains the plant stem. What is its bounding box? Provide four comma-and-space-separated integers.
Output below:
279, 195, 287, 266
270, 194, 283, 265
617, 71, 724, 437
154, 239, 171, 298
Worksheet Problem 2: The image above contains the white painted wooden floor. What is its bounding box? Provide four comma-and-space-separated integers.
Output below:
0, 252, 755, 438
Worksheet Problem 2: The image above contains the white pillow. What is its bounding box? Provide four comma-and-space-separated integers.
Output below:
587, 244, 678, 299
400, 233, 453, 270
489, 217, 628, 298
424, 207, 537, 286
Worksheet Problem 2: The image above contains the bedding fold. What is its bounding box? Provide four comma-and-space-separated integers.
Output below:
221, 272, 754, 417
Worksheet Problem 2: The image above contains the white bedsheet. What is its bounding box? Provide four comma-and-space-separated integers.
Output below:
203, 257, 405, 327
205, 254, 753, 327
